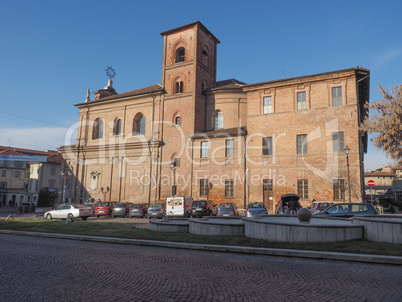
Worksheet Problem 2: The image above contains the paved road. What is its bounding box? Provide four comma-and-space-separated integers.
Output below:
1, 234, 401, 302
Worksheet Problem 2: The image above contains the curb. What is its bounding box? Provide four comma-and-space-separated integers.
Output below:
1, 230, 401, 265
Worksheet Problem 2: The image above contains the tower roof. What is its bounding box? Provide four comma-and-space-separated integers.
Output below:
160, 21, 220, 44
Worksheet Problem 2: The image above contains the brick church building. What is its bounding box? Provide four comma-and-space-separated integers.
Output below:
59, 21, 370, 211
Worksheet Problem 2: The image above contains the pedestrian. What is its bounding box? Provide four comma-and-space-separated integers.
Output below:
289, 199, 299, 215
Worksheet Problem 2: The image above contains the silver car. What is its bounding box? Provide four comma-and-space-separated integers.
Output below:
45, 203, 92, 221
307, 201, 334, 214
246, 202, 268, 217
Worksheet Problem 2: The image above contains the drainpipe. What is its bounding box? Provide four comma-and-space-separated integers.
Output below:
109, 157, 114, 202
243, 131, 248, 209
148, 94, 156, 205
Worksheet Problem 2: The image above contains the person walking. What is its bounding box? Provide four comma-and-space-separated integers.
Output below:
289, 199, 299, 215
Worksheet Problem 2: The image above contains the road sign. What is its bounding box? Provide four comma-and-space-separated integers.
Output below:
368, 180, 375, 187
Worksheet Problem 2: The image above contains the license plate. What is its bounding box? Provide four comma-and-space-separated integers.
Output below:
196, 208, 203, 211
223, 214, 229, 216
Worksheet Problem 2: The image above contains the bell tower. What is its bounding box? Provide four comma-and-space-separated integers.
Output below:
159, 21, 220, 198
160, 21, 220, 133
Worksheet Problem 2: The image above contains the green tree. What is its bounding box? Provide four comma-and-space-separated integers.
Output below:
361, 84, 402, 163
37, 187, 56, 208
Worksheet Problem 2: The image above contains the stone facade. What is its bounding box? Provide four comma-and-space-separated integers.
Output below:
59, 21, 370, 210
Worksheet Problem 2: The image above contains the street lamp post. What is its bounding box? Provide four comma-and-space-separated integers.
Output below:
344, 145, 351, 203
170, 162, 177, 197
101, 186, 109, 202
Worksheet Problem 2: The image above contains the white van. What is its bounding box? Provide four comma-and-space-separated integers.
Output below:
165, 197, 193, 217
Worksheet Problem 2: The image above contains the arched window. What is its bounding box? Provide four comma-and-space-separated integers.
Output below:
133, 114, 146, 135
176, 47, 185, 63
92, 118, 103, 139
113, 118, 122, 135
214, 111, 223, 129
175, 116, 181, 126
138, 116, 146, 135
175, 81, 183, 94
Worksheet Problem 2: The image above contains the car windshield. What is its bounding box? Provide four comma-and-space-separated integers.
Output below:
150, 204, 164, 209
98, 203, 109, 207
249, 203, 264, 208
131, 204, 143, 209
219, 203, 234, 210
73, 204, 86, 209
319, 203, 332, 210
327, 204, 348, 213
114, 204, 125, 208
193, 201, 206, 207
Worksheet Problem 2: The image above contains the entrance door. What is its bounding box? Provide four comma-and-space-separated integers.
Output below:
263, 179, 274, 213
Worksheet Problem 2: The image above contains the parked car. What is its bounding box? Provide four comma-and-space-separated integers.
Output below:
246, 202, 268, 217
275, 194, 301, 215
83, 202, 97, 216
307, 201, 334, 214
189, 200, 218, 217
45, 203, 92, 221
147, 203, 166, 219
129, 204, 148, 218
95, 202, 115, 217
111, 203, 131, 218
165, 196, 193, 217
217, 202, 238, 217
313, 203, 378, 217
19, 202, 35, 213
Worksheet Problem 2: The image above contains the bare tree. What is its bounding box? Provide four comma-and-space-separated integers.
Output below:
361, 84, 402, 163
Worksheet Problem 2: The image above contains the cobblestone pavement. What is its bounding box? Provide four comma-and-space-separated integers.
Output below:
1, 234, 401, 302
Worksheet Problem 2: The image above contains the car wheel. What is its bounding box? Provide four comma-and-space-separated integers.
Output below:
46, 213, 52, 220
82, 216, 88, 221
97, 215, 99, 218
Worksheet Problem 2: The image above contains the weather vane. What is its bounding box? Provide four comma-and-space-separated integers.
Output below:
105, 66, 116, 80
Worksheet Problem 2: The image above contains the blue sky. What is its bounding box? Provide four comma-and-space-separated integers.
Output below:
0, 0, 401, 171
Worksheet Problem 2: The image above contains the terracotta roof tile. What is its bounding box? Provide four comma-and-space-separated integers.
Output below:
365, 172, 396, 177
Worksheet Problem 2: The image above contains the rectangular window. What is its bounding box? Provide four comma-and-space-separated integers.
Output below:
49, 179, 56, 189
1, 170, 6, 177
262, 137, 273, 156
333, 179, 345, 200
201, 141, 209, 158
226, 139, 234, 157
50, 166, 56, 175
332, 87, 342, 106
14, 171, 21, 178
0, 181, 7, 188
263, 179, 273, 192
332, 131, 345, 153
225, 180, 234, 198
297, 134, 307, 155
297, 91, 306, 110
200, 179, 209, 196
263, 96, 273, 114
298, 179, 308, 199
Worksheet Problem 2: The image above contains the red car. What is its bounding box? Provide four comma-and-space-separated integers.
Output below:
95, 202, 115, 217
